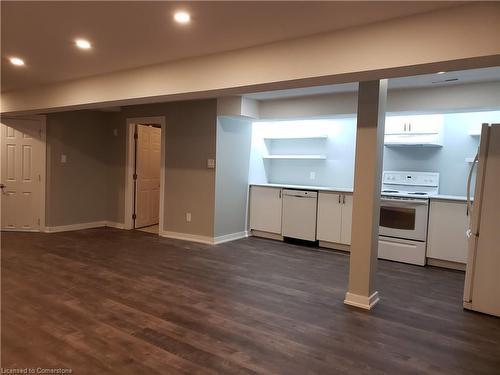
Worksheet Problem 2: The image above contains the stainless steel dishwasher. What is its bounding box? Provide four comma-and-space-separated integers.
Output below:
282, 189, 318, 241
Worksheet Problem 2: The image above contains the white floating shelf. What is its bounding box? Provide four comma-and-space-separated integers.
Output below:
468, 131, 481, 137
465, 157, 478, 163
263, 135, 328, 140
263, 155, 327, 160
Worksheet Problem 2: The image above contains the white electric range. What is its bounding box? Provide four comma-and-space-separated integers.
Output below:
378, 171, 440, 266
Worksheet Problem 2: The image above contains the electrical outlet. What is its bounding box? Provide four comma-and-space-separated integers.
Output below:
186, 212, 192, 222
207, 159, 215, 169
61, 154, 67, 163
310, 171, 316, 180
113, 128, 118, 137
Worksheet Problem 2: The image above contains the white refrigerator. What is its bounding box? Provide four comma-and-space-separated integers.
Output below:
463, 123, 500, 317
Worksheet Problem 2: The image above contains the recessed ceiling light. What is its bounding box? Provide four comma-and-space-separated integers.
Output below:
174, 11, 190, 24
9, 57, 25, 66
75, 38, 92, 49
437, 71, 446, 75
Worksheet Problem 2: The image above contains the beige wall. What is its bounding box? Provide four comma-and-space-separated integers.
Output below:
45, 110, 113, 226
44, 99, 217, 238
258, 81, 500, 119
2, 3, 500, 114
108, 99, 217, 237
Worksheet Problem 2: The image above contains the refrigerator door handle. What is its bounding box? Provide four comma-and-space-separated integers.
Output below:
466, 152, 478, 219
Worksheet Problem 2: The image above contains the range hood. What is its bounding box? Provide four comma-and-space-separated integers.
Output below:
384, 133, 443, 147
384, 114, 444, 147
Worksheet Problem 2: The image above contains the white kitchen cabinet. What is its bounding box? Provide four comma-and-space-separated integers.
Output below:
385, 114, 443, 135
427, 199, 469, 264
317, 192, 352, 245
385, 116, 409, 135
340, 194, 353, 244
249, 186, 282, 234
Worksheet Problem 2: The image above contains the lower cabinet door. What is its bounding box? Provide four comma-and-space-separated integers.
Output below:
340, 194, 353, 245
427, 200, 469, 263
316, 192, 342, 243
249, 186, 282, 234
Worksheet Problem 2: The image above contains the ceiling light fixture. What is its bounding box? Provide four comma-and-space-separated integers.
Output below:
437, 71, 446, 74
9, 57, 25, 66
75, 38, 92, 49
174, 11, 191, 24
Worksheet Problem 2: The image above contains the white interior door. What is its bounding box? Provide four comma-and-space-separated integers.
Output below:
1, 117, 45, 231
134, 124, 161, 228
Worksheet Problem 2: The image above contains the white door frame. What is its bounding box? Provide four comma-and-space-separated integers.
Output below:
124, 116, 166, 231
0, 115, 47, 232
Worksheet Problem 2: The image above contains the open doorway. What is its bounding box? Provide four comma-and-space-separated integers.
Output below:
124, 116, 166, 234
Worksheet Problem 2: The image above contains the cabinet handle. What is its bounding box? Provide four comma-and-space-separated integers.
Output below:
343, 195, 346, 204
338, 195, 341, 204
404, 123, 407, 132
279, 190, 282, 199
409, 123, 412, 132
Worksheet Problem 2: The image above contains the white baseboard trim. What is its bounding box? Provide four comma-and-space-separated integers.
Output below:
427, 257, 466, 271
213, 231, 248, 245
105, 221, 126, 229
45, 221, 108, 233
44, 220, 126, 233
1, 228, 39, 233
159, 230, 249, 246
250, 230, 283, 241
344, 291, 380, 310
319, 240, 351, 253
159, 230, 214, 245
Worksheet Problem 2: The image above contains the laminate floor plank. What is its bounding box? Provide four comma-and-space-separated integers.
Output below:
2, 228, 499, 374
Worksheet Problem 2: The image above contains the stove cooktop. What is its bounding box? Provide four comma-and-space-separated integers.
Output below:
381, 190, 436, 198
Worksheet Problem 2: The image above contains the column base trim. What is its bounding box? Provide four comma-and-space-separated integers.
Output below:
344, 291, 380, 310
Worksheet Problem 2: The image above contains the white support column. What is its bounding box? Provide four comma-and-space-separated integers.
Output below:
344, 80, 387, 310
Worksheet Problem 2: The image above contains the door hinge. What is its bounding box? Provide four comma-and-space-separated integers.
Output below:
133, 173, 138, 180
132, 213, 137, 220
134, 132, 138, 140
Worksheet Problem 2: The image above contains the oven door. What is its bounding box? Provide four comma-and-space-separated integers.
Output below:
379, 197, 429, 241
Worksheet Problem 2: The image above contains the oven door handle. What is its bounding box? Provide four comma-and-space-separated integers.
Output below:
380, 198, 428, 206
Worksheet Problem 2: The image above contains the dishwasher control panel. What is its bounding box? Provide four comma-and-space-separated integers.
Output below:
283, 189, 318, 198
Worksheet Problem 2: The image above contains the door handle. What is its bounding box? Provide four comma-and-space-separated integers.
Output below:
0, 184, 5, 189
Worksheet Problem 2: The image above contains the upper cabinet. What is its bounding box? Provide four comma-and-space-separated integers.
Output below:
385, 114, 444, 147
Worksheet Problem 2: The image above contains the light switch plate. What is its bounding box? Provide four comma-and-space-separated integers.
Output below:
186, 213, 192, 222
207, 159, 215, 169
113, 129, 118, 137
310, 171, 316, 180
61, 154, 67, 163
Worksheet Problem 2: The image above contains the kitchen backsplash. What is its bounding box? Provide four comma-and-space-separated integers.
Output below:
248, 110, 500, 196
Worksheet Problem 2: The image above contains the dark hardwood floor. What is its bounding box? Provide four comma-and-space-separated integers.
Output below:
1, 228, 499, 374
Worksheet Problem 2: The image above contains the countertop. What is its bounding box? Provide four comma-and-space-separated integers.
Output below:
430, 194, 468, 202
249, 183, 353, 193
250, 183, 468, 201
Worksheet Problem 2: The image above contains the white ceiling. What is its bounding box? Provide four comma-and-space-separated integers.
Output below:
244, 67, 500, 100
1, 1, 462, 92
